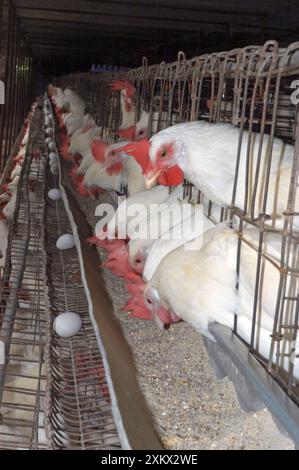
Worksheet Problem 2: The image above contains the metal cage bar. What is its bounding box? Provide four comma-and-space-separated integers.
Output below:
54, 41, 299, 408
0, 0, 34, 172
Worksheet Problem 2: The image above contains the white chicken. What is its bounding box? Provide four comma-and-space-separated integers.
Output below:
3, 188, 18, 220
127, 185, 185, 271
82, 140, 145, 195
122, 156, 146, 196
143, 224, 299, 377
50, 86, 67, 110
64, 88, 85, 110
110, 81, 136, 140
65, 113, 94, 137
135, 109, 178, 138
83, 158, 122, 193
0, 218, 8, 275
76, 147, 95, 176
69, 125, 100, 157
10, 162, 23, 180
121, 121, 298, 229
100, 185, 170, 240
142, 205, 217, 282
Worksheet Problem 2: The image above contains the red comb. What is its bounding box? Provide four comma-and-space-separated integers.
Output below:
116, 126, 136, 140
115, 139, 150, 172
100, 247, 141, 280
110, 80, 135, 98
89, 237, 126, 252
106, 162, 123, 175
125, 279, 145, 296
69, 163, 79, 178
91, 140, 108, 163
59, 134, 71, 160
121, 297, 152, 320
57, 112, 65, 129
124, 271, 143, 283
1, 184, 9, 192
86, 235, 101, 246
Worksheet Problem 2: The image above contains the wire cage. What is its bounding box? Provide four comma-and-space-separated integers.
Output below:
0, 1, 34, 173
0, 98, 122, 449
0, 104, 47, 449
55, 40, 299, 409
43, 143, 121, 450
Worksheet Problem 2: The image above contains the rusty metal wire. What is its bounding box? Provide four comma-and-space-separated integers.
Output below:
55, 40, 299, 405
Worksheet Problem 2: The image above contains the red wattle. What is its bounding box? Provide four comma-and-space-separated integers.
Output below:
157, 165, 184, 186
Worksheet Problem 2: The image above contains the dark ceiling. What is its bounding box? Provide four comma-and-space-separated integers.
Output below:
7, 0, 299, 73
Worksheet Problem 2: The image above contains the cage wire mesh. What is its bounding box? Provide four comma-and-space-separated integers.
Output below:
43, 158, 121, 450
0, 98, 122, 449
56, 40, 299, 407
0, 103, 47, 449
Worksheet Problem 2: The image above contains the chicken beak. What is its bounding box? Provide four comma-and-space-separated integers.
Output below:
154, 314, 166, 331
145, 170, 162, 189
150, 288, 166, 330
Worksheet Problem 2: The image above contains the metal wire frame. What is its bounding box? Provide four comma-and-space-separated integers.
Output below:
0, 102, 47, 449
43, 100, 121, 450
55, 41, 299, 405
0, 0, 34, 173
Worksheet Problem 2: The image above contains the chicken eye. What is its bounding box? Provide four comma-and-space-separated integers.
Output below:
135, 258, 141, 263
160, 149, 168, 158
138, 129, 145, 135
146, 298, 152, 304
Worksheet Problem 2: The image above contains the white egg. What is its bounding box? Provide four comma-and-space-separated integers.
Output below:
50, 164, 59, 175
53, 311, 82, 338
48, 141, 56, 151
45, 127, 53, 136
48, 188, 61, 200
45, 116, 52, 126
45, 137, 52, 144
56, 233, 75, 250
49, 152, 58, 163
49, 158, 58, 166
